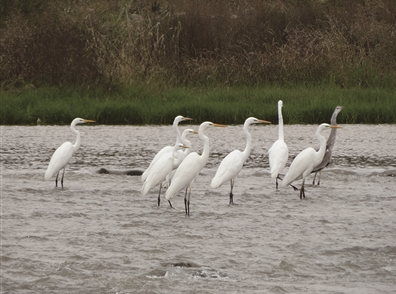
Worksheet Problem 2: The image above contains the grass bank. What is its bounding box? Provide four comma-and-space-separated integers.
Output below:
1, 86, 395, 125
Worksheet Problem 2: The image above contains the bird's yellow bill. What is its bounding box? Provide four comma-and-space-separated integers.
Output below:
181, 144, 190, 149
213, 123, 227, 127
330, 125, 341, 128
183, 117, 193, 121
83, 119, 96, 123
258, 120, 271, 124
192, 131, 199, 134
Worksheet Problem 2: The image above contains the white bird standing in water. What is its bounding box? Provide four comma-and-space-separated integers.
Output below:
165, 121, 226, 216
141, 143, 189, 207
268, 100, 289, 190
211, 117, 270, 204
45, 118, 95, 187
311, 106, 343, 185
141, 115, 192, 182
164, 128, 198, 186
280, 123, 341, 199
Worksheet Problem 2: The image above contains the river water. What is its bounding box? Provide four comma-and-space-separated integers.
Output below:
1, 123, 396, 293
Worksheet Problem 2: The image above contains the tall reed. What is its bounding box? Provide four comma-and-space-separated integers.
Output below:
1, 0, 396, 89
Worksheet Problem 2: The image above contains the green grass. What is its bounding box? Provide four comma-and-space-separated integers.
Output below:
1, 85, 395, 125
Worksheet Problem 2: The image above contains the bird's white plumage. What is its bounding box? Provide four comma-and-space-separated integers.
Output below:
165, 121, 225, 214
268, 139, 288, 178
141, 143, 187, 197
268, 100, 288, 180
211, 150, 244, 188
45, 142, 74, 180
44, 118, 95, 186
280, 123, 341, 198
211, 117, 270, 191
141, 115, 192, 182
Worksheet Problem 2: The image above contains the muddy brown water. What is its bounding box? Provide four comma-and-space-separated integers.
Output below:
1, 124, 396, 293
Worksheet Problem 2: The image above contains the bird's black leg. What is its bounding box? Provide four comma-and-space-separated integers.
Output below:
168, 200, 173, 208
300, 179, 306, 199
229, 179, 234, 205
61, 168, 65, 188
184, 188, 188, 215
55, 172, 59, 187
186, 188, 191, 216
158, 183, 162, 206
312, 172, 317, 185
276, 174, 283, 190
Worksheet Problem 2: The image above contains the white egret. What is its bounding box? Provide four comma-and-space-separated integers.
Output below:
268, 100, 289, 190
164, 128, 198, 187
141, 143, 189, 207
44, 118, 95, 187
211, 117, 270, 204
172, 128, 198, 170
280, 123, 341, 199
141, 115, 192, 182
165, 121, 226, 216
312, 106, 343, 185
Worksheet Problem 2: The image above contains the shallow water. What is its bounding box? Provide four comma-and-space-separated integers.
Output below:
1, 124, 396, 293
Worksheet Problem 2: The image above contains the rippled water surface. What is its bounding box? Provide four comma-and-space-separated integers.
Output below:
2, 124, 396, 293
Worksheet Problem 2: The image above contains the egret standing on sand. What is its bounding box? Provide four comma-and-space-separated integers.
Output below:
165, 121, 226, 216
312, 106, 343, 185
280, 123, 341, 199
268, 100, 289, 190
45, 118, 95, 187
141, 115, 192, 182
211, 117, 270, 204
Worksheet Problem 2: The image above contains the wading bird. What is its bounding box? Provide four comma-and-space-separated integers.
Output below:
268, 100, 289, 190
141, 115, 192, 182
165, 121, 226, 216
44, 118, 95, 187
280, 123, 341, 199
311, 106, 343, 185
164, 128, 198, 186
211, 117, 270, 204
141, 143, 189, 207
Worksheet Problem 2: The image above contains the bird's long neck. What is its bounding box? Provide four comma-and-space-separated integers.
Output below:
71, 125, 81, 154
315, 129, 327, 166
242, 124, 252, 161
278, 105, 284, 141
173, 122, 181, 144
199, 132, 210, 167
327, 111, 339, 148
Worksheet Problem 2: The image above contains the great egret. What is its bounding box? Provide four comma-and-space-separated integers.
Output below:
141, 115, 192, 182
211, 117, 270, 204
280, 123, 341, 199
312, 106, 343, 185
268, 100, 289, 190
164, 128, 198, 187
44, 118, 95, 187
165, 121, 226, 216
172, 128, 198, 170
141, 143, 189, 207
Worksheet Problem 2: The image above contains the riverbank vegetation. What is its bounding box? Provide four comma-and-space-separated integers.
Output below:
1, 0, 396, 124
2, 86, 395, 125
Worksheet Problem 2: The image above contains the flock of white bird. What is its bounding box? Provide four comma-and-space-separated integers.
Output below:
45, 101, 342, 216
